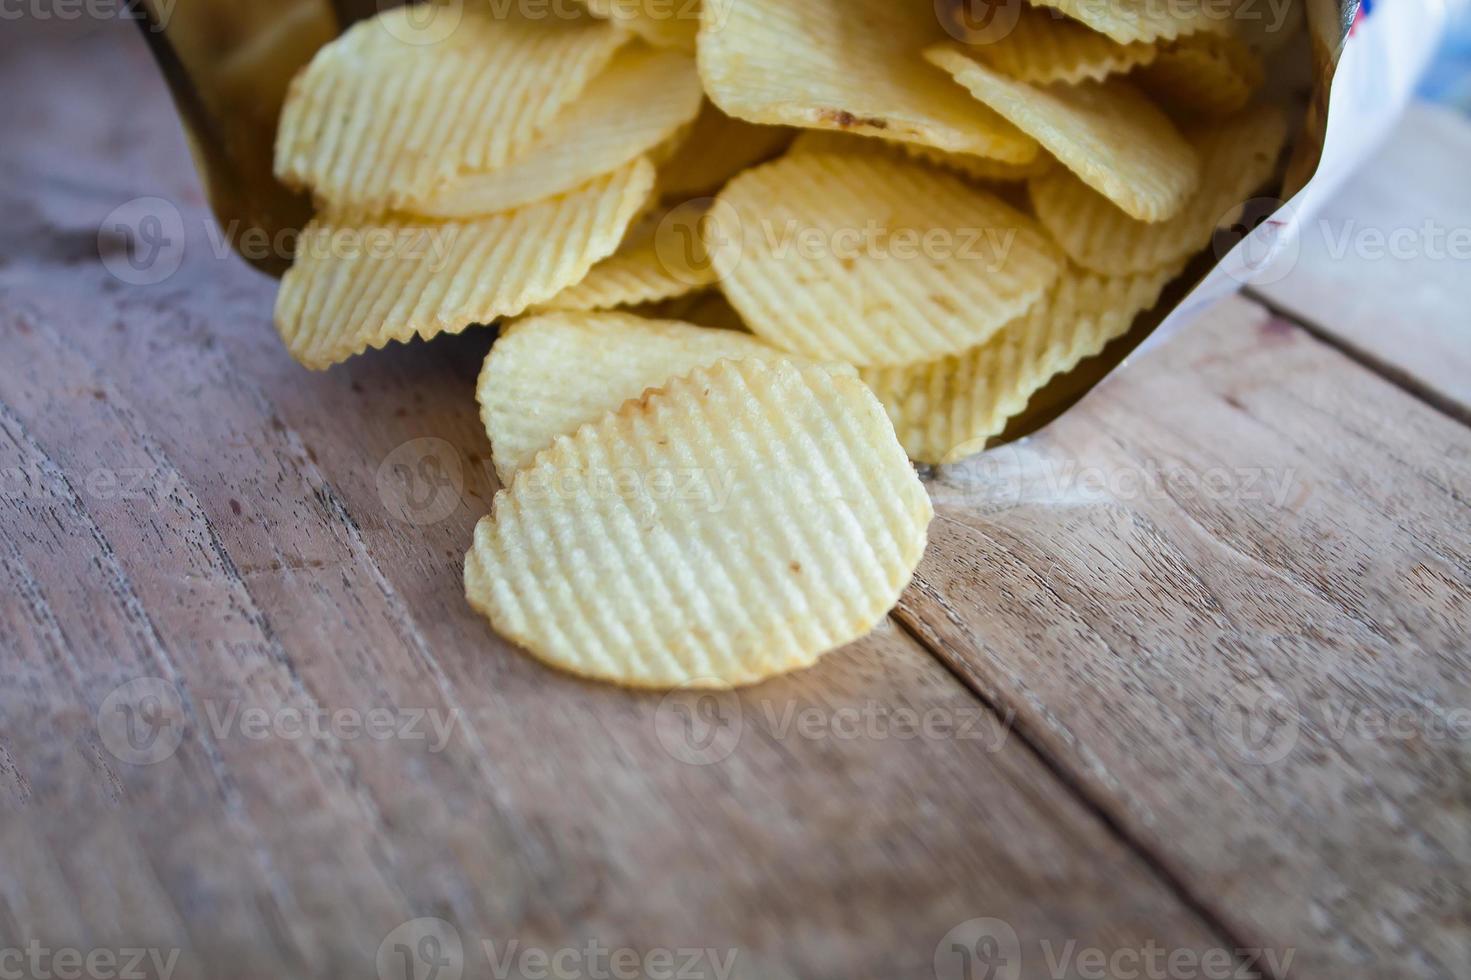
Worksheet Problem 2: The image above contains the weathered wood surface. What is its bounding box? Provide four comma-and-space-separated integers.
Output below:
1256, 102, 1471, 423
1, 14, 1468, 980
901, 295, 1471, 980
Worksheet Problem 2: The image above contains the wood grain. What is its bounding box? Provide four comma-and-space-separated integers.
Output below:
0, 17, 1238, 980
899, 295, 1471, 980
1255, 103, 1471, 423
2, 14, 1468, 980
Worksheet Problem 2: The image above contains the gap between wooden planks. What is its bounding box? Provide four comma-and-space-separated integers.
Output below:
1, 15, 1468, 980
899, 293, 1470, 980
1254, 102, 1471, 427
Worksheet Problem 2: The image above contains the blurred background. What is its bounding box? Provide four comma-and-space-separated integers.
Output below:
1423, 5, 1471, 110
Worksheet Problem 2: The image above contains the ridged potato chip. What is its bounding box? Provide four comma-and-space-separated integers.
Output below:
576, 0, 700, 52
480, 311, 785, 481
710, 152, 1061, 367
1137, 32, 1265, 118
944, 2, 1159, 84
697, 0, 1040, 163
275, 5, 625, 212
1027, 0, 1229, 44
656, 102, 795, 199
274, 158, 655, 369
925, 45, 1198, 221
536, 201, 717, 313
465, 358, 932, 688
413, 45, 702, 218
861, 264, 1179, 464
1031, 105, 1287, 275
788, 130, 1050, 183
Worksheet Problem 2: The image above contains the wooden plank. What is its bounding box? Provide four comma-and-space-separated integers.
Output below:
900, 295, 1471, 980
1256, 102, 1471, 421
0, 17, 1243, 980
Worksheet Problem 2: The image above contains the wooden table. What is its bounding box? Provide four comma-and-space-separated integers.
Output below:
2, 18, 1467, 980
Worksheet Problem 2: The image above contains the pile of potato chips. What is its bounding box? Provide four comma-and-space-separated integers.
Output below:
272, 0, 1297, 688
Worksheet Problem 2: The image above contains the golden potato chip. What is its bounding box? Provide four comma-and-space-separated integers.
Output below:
944, 2, 1159, 84
479, 311, 785, 481
788, 130, 1050, 183
1031, 105, 1287, 275
1137, 31, 1265, 118
576, 0, 700, 51
465, 358, 932, 688
697, 0, 1040, 163
1027, 0, 1229, 44
710, 151, 1061, 367
275, 5, 625, 212
274, 158, 655, 369
536, 200, 717, 313
924, 45, 1198, 221
861, 264, 1179, 464
413, 45, 702, 218
656, 101, 795, 199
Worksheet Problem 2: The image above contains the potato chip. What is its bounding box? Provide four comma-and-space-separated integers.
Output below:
788, 130, 1050, 183
944, 2, 1159, 84
535, 200, 717, 313
1031, 105, 1287, 275
924, 45, 1198, 221
1137, 31, 1265, 118
860, 264, 1179, 463
480, 311, 786, 480
275, 5, 625, 212
413, 45, 702, 218
1026, 0, 1229, 44
656, 101, 795, 199
576, 0, 700, 52
697, 0, 1040, 163
274, 158, 654, 369
465, 358, 932, 688
710, 151, 1061, 367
